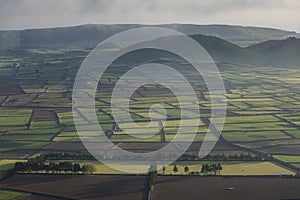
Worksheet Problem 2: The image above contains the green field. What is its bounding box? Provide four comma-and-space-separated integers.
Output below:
273, 155, 300, 163
0, 50, 300, 175
42, 160, 294, 175
0, 189, 26, 200
158, 161, 294, 175
0, 159, 26, 170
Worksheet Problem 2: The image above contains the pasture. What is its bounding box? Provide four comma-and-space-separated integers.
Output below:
0, 50, 300, 175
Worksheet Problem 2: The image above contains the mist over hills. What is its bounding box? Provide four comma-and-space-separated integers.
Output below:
0, 24, 299, 50
0, 24, 299, 67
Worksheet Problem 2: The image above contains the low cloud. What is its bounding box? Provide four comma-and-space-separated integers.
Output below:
0, 0, 299, 32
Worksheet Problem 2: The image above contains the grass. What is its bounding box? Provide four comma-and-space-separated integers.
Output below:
222, 122, 295, 132
0, 116, 30, 126
222, 131, 290, 142
224, 115, 280, 124
273, 155, 300, 163
0, 159, 26, 170
2, 50, 300, 163
47, 160, 149, 174
0, 109, 32, 117
158, 161, 295, 175
43, 160, 294, 175
0, 189, 26, 200
0, 141, 50, 152
220, 162, 294, 175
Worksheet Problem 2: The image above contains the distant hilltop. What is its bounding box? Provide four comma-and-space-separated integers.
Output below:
0, 24, 300, 68
0, 24, 299, 50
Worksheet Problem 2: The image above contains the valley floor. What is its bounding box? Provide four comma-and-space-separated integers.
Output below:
1, 174, 300, 200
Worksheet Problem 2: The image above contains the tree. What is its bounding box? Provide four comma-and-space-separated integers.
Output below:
82, 164, 96, 174
200, 164, 206, 175
217, 163, 222, 175
173, 164, 178, 174
162, 166, 166, 174
184, 166, 189, 174
211, 164, 217, 176
73, 164, 81, 173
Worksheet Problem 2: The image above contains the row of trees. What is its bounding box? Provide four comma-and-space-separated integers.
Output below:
36, 152, 262, 162
14, 161, 96, 174
14, 154, 97, 174
200, 163, 222, 175
162, 163, 223, 176
41, 153, 95, 161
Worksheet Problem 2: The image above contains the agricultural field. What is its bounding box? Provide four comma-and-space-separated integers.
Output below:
0, 189, 26, 200
1, 174, 300, 200
0, 50, 300, 176
0, 174, 148, 200
157, 161, 294, 175
273, 155, 300, 168
41, 160, 294, 175
0, 159, 25, 170
151, 176, 300, 200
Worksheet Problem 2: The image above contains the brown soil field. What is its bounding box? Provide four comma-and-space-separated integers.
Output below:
18, 194, 68, 200
32, 109, 57, 122
117, 141, 238, 152
0, 174, 148, 200
42, 142, 86, 151
42, 141, 237, 153
3, 94, 38, 107
118, 141, 239, 152
0, 85, 24, 96
42, 141, 115, 151
151, 176, 300, 200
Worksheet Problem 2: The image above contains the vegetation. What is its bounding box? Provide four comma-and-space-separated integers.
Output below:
0, 45, 300, 177
158, 161, 294, 176
82, 164, 97, 174
273, 155, 300, 163
200, 163, 222, 175
0, 189, 26, 200
13, 154, 95, 174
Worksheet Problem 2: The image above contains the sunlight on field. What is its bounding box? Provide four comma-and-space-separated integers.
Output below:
157, 161, 295, 175
0, 159, 26, 170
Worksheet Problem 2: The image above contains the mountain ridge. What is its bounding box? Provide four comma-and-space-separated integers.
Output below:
0, 24, 299, 51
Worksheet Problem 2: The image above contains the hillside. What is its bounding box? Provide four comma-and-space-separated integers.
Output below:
190, 35, 268, 66
247, 37, 300, 67
0, 24, 299, 50
0, 24, 299, 68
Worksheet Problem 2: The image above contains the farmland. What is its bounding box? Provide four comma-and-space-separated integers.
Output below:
1, 49, 300, 199
151, 176, 300, 200
1, 174, 300, 200
157, 161, 294, 175
0, 174, 148, 200
0, 189, 26, 200
0, 51, 299, 149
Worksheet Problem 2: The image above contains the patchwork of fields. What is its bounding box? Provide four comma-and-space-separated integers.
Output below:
0, 50, 300, 175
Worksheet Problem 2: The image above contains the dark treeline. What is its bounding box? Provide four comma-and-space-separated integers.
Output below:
31, 152, 263, 162
200, 163, 223, 175
34, 152, 95, 161
14, 161, 82, 173
14, 154, 96, 174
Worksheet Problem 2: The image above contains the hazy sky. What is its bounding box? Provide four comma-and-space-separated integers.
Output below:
0, 0, 299, 32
